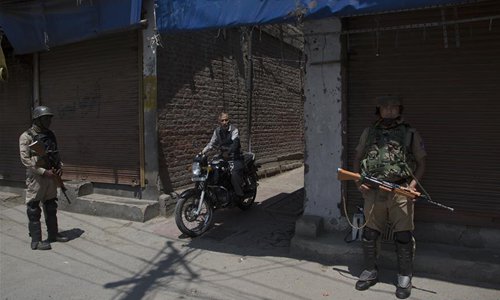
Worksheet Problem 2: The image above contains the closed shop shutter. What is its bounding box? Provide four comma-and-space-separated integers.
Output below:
39, 31, 141, 185
344, 2, 500, 227
0, 55, 32, 182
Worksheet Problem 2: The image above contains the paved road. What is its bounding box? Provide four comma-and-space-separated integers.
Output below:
1, 167, 499, 300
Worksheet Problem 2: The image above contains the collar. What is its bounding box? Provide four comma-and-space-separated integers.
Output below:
220, 124, 232, 132
374, 117, 405, 129
30, 124, 43, 133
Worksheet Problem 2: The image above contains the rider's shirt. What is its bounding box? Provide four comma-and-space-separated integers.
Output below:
203, 124, 241, 158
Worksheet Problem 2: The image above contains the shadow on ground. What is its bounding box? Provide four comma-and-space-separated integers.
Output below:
184, 188, 305, 257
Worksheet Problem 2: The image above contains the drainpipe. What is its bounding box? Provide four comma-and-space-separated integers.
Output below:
33, 53, 40, 107
244, 28, 254, 152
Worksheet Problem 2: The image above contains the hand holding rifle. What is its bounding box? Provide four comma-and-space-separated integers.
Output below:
29, 140, 71, 204
43, 168, 62, 178
337, 168, 453, 211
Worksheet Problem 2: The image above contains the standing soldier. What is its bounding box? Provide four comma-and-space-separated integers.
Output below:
19, 106, 69, 250
353, 96, 426, 299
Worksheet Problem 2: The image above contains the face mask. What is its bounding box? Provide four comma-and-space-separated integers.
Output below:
381, 118, 397, 126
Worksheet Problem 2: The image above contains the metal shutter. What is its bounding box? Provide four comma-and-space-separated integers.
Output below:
345, 2, 500, 227
0, 55, 32, 182
39, 31, 141, 185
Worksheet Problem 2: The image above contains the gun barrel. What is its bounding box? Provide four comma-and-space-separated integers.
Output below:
54, 175, 71, 204
61, 189, 71, 204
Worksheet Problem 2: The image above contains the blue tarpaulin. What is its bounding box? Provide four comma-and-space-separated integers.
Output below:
155, 0, 473, 32
0, 0, 142, 54
0, 0, 473, 54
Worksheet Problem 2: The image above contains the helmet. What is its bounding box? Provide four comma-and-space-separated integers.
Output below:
32, 106, 54, 119
374, 96, 402, 107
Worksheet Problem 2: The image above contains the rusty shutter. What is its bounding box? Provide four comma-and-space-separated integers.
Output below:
345, 2, 500, 227
39, 31, 141, 185
0, 54, 32, 182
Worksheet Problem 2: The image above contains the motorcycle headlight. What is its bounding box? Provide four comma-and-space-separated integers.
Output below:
192, 162, 202, 176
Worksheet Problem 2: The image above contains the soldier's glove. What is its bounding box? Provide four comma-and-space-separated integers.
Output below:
55, 168, 63, 177
43, 169, 56, 178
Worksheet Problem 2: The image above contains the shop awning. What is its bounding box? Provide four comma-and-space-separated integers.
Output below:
155, 0, 477, 32
0, 0, 142, 54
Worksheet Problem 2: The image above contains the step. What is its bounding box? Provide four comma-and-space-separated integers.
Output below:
58, 193, 159, 222
51, 180, 160, 222
290, 231, 500, 285
257, 160, 303, 178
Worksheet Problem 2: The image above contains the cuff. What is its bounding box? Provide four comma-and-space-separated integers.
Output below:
35, 167, 46, 176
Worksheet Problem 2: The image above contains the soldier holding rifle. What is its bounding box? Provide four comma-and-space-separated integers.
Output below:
19, 106, 69, 250
352, 96, 427, 299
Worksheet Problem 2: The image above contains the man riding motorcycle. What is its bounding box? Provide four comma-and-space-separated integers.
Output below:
201, 112, 244, 205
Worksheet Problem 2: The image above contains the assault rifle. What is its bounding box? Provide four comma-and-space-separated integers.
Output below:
337, 168, 454, 212
29, 141, 71, 204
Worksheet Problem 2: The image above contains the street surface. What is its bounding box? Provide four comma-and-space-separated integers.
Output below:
1, 167, 499, 300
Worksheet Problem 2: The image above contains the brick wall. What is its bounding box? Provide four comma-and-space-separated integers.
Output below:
251, 29, 304, 161
157, 28, 304, 191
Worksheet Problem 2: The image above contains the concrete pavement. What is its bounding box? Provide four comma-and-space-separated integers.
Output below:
1, 166, 499, 300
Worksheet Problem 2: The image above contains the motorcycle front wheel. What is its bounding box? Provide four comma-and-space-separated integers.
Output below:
175, 195, 214, 237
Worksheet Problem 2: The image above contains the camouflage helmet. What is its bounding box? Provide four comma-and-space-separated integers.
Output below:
374, 95, 403, 107
32, 106, 54, 120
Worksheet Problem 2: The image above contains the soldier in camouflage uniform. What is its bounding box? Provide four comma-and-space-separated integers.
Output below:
19, 106, 69, 250
353, 96, 426, 299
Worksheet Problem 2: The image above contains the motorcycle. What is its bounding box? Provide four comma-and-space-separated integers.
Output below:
174, 152, 259, 237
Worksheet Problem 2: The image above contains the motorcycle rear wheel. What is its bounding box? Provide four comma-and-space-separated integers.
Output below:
175, 195, 214, 237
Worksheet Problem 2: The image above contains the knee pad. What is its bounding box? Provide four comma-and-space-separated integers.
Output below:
362, 227, 380, 241
44, 198, 58, 215
395, 231, 413, 244
27, 201, 41, 221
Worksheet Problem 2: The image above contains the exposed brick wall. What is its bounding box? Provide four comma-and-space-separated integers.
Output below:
157, 28, 304, 191
251, 30, 304, 161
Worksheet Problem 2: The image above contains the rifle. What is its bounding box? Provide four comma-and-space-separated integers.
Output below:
29, 140, 71, 204
337, 168, 454, 212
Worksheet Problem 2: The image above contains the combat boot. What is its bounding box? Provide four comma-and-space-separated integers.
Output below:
44, 199, 69, 243
395, 239, 414, 299
48, 233, 69, 243
31, 240, 52, 250
28, 221, 52, 250
355, 233, 379, 290
28, 201, 51, 250
396, 274, 412, 299
355, 269, 378, 290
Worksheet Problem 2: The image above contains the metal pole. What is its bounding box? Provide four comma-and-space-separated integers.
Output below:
246, 29, 253, 152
